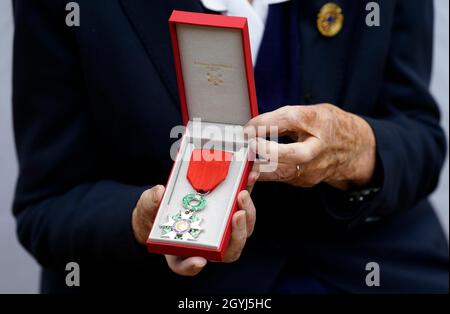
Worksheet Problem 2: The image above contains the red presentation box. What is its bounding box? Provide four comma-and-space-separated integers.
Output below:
146, 11, 258, 261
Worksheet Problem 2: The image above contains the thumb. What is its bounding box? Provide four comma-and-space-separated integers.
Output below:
132, 185, 165, 245
138, 185, 165, 222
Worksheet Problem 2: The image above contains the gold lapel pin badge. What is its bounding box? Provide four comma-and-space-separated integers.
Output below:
317, 2, 344, 37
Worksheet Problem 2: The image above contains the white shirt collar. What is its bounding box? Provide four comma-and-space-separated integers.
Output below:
201, 0, 290, 12
200, 0, 291, 64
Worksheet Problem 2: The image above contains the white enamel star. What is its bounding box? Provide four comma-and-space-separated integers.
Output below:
160, 211, 203, 241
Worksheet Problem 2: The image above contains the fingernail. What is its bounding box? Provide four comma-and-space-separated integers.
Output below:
195, 260, 207, 269
239, 192, 246, 205
238, 212, 246, 229
155, 185, 165, 201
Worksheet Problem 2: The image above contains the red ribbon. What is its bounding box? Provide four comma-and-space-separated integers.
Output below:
187, 149, 233, 194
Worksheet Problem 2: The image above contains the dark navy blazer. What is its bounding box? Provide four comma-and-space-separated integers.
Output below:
12, 0, 448, 293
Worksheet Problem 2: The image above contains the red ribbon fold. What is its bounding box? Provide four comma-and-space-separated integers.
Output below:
187, 149, 233, 193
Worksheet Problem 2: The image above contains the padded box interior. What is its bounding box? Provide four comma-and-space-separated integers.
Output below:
176, 23, 252, 125
148, 121, 249, 249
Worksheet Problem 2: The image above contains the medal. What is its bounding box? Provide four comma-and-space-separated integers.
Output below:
160, 149, 233, 241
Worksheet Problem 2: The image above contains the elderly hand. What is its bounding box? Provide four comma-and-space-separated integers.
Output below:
132, 170, 259, 276
244, 104, 376, 191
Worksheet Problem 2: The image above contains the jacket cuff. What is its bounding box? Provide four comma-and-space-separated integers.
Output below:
318, 116, 393, 229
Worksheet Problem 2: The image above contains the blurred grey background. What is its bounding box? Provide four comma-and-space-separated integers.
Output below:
0, 1, 448, 293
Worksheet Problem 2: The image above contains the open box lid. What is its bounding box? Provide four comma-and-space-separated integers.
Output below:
169, 11, 259, 126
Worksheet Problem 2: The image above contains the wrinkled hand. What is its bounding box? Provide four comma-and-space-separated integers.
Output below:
244, 104, 376, 190
132, 170, 259, 276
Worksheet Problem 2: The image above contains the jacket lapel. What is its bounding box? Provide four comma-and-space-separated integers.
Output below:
120, 0, 358, 110
298, 0, 360, 108
120, 0, 204, 103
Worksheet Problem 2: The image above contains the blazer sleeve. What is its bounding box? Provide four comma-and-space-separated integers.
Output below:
320, 0, 447, 228
12, 0, 150, 269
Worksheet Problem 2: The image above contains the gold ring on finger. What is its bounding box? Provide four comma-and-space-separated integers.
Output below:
296, 164, 302, 177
